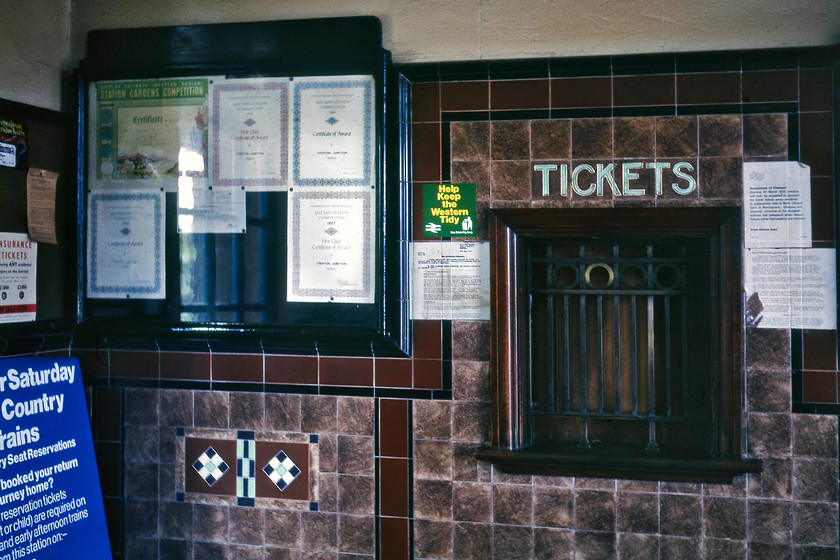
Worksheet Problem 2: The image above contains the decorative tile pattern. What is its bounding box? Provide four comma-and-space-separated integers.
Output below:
237, 438, 256, 500
263, 450, 302, 491
192, 446, 229, 487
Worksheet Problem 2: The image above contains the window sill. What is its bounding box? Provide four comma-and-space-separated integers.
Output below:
474, 447, 762, 484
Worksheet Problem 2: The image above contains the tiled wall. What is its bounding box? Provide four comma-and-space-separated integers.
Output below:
5, 47, 837, 559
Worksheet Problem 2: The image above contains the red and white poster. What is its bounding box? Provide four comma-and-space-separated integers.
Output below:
0, 232, 37, 323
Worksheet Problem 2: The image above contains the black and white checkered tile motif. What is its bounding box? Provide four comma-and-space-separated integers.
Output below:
192, 446, 229, 486
237, 438, 256, 499
263, 450, 301, 491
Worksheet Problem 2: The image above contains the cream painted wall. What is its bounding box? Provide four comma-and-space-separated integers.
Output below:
2, 0, 839, 110
0, 0, 71, 111
70, 0, 839, 65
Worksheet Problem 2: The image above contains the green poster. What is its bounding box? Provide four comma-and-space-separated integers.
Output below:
422, 183, 476, 237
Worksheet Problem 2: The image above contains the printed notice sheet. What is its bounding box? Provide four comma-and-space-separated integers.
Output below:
177, 182, 246, 234
287, 189, 375, 303
744, 248, 836, 330
410, 241, 490, 321
87, 191, 165, 299
744, 161, 811, 248
0, 232, 37, 323
292, 76, 375, 186
210, 78, 289, 189
27, 168, 60, 244
90, 78, 209, 191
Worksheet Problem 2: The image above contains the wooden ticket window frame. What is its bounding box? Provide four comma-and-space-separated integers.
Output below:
75, 17, 409, 356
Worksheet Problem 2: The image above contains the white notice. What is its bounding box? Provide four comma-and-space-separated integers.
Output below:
743, 161, 811, 248
744, 248, 836, 330
411, 241, 490, 321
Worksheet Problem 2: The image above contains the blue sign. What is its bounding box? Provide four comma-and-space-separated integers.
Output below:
0, 358, 110, 560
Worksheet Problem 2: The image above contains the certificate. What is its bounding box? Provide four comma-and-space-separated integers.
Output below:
91, 78, 209, 189
87, 191, 165, 299
287, 189, 375, 303
292, 76, 375, 186
0, 233, 37, 323
210, 78, 289, 189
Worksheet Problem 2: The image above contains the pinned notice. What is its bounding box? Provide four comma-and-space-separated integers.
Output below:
743, 161, 811, 248
26, 169, 59, 245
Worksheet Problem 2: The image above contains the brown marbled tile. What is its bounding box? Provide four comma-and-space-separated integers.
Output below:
452, 401, 490, 443
338, 474, 374, 515
126, 388, 160, 425
533, 486, 573, 528
319, 434, 338, 473
338, 514, 374, 554
380, 517, 409, 560
125, 425, 159, 463
677, 72, 740, 105
336, 435, 374, 475
656, 116, 698, 158
748, 413, 792, 458
452, 442, 481, 481
413, 122, 442, 181
793, 415, 839, 458
160, 389, 192, 427
301, 511, 337, 551
414, 400, 452, 440
265, 509, 301, 547
414, 479, 453, 519
441, 80, 489, 112
414, 439, 453, 480
454, 522, 492, 559
551, 76, 611, 109
746, 328, 791, 370
492, 484, 532, 526
265, 393, 301, 432
414, 519, 452, 559
743, 113, 788, 157
749, 542, 792, 560
453, 482, 492, 522
494, 525, 534, 560
194, 390, 229, 429
531, 160, 572, 201
193, 503, 228, 542
702, 538, 744, 559
749, 499, 793, 545
698, 156, 742, 199
452, 360, 490, 402
230, 391, 264, 430
531, 119, 571, 160
616, 492, 658, 534
192, 542, 226, 558
699, 114, 742, 157
337, 396, 374, 436
491, 160, 532, 201
451, 160, 490, 200
618, 534, 659, 560
301, 395, 337, 434
793, 502, 840, 546
230, 507, 264, 545
159, 539, 191, 558
659, 480, 701, 494
793, 458, 839, 502
792, 545, 840, 559
614, 117, 654, 159
572, 118, 612, 159
534, 527, 574, 560
575, 478, 616, 491
617, 479, 659, 493
125, 498, 158, 537
318, 472, 338, 512
574, 490, 615, 532
412, 82, 440, 123
614, 74, 675, 107
451, 121, 490, 161
747, 367, 791, 413
749, 457, 792, 500
660, 494, 702, 536
704, 496, 747, 540
574, 530, 616, 560
451, 320, 490, 361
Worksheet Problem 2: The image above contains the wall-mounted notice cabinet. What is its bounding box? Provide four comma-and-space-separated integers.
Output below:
76, 17, 409, 355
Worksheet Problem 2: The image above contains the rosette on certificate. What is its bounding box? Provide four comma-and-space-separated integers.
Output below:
292, 76, 375, 187
210, 78, 289, 190
287, 189, 375, 303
